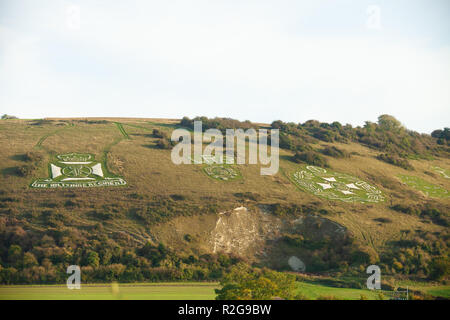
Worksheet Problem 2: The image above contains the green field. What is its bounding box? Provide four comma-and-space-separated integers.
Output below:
398, 174, 449, 198
396, 280, 450, 299
2, 281, 447, 300
0, 283, 218, 300
296, 282, 382, 300
0, 282, 384, 300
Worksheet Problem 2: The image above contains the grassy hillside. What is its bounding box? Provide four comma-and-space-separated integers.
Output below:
0, 117, 448, 296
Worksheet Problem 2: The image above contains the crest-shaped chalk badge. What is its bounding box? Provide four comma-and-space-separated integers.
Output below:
30, 153, 126, 188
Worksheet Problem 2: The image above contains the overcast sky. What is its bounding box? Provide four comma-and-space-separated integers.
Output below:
1, 0, 449, 133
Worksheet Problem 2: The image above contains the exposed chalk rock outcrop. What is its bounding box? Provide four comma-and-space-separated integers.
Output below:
210, 206, 282, 255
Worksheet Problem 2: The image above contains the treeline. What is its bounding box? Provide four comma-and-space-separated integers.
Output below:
280, 233, 372, 272
431, 128, 450, 145
180, 116, 255, 133
272, 115, 448, 158
179, 115, 448, 165
0, 221, 242, 284
380, 230, 449, 281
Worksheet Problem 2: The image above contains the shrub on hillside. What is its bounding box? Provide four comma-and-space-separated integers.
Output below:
431, 128, 450, 145
293, 151, 329, 167
180, 116, 254, 133
1, 114, 17, 120
14, 152, 42, 163
390, 204, 448, 226
233, 192, 261, 201
269, 203, 305, 217
320, 146, 350, 158
390, 204, 419, 215
30, 119, 53, 126
428, 256, 450, 281
155, 137, 174, 149
7, 165, 35, 177
373, 217, 392, 223
376, 153, 414, 170
152, 129, 167, 139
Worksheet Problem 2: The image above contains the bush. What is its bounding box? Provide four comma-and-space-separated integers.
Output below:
428, 257, 450, 281
293, 151, 329, 167
233, 192, 261, 201
13, 152, 42, 163
320, 146, 349, 158
155, 137, 174, 149
390, 204, 419, 215
5, 165, 36, 177
377, 153, 414, 170
215, 263, 298, 300
373, 217, 392, 223
152, 129, 167, 139
431, 128, 450, 145
1, 114, 17, 120
279, 134, 312, 151
170, 194, 186, 201
64, 200, 77, 208
179, 116, 255, 133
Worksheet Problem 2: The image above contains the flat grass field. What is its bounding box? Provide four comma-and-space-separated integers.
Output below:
0, 283, 218, 300
1, 282, 448, 300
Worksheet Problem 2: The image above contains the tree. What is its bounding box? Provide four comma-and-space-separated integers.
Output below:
1, 114, 17, 120
215, 263, 299, 300
377, 114, 403, 132
86, 251, 100, 268
431, 128, 450, 145
428, 256, 449, 281
23, 252, 38, 268
431, 129, 443, 139
8, 245, 22, 266
180, 116, 191, 127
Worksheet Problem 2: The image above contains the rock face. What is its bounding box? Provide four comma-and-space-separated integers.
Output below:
210, 207, 282, 256
153, 205, 349, 268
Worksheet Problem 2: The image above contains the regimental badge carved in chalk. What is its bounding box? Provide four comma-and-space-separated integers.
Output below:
30, 153, 126, 188
290, 165, 384, 203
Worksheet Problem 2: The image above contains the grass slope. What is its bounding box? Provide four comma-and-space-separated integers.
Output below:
0, 118, 448, 248
0, 117, 448, 290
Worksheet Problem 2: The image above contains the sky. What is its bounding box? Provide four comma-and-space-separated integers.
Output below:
0, 0, 449, 133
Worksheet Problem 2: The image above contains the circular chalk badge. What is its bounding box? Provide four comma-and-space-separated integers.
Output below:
204, 165, 240, 181
290, 165, 384, 203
